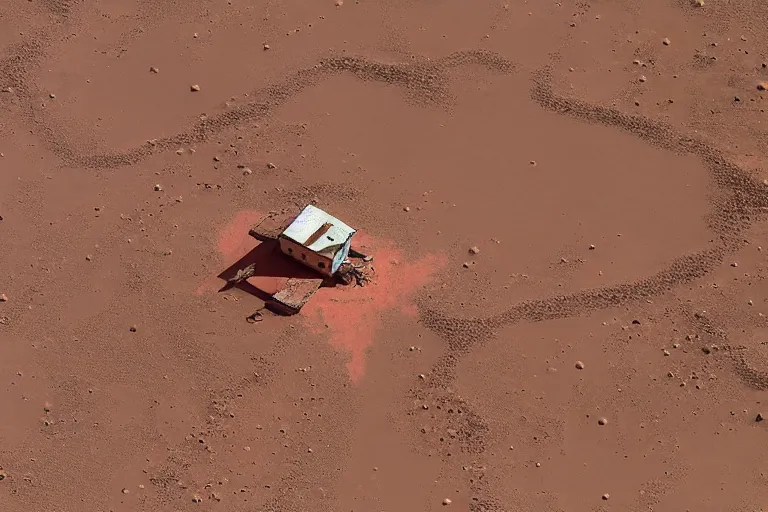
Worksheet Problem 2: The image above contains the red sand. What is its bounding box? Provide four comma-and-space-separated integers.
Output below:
303, 233, 446, 382
2, 1, 768, 511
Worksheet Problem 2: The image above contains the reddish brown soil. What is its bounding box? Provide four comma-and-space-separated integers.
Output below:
2, 1, 768, 511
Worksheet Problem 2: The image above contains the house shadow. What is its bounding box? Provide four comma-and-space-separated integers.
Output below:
217, 239, 336, 303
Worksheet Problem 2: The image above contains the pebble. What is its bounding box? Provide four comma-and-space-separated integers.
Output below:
602, 493, 610, 500
190, 84, 201, 92
0, 294, 7, 302
662, 37, 671, 46
575, 360, 585, 370
469, 246, 480, 255
598, 417, 608, 425
442, 498, 452, 506
149, 66, 159, 73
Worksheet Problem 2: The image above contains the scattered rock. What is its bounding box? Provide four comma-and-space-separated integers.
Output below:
694, 0, 704, 6
242, 168, 253, 176
0, 470, 6, 481
129, 325, 137, 332
589, 244, 595, 250
756, 413, 764, 422
190, 84, 201, 92
192, 495, 202, 503
263, 43, 270, 50
731, 262, 738, 267
149, 66, 159, 73
757, 81, 768, 91
266, 162, 276, 169
602, 493, 610, 500
631, 319, 641, 324
598, 417, 608, 425
122, 488, 130, 494
639, 75, 647, 82
702, 346, 711, 354
442, 498, 452, 506
462, 262, 471, 269
154, 184, 163, 191
49, 93, 56, 99
403, 206, 411, 212
575, 360, 585, 369
335, 0, 344, 5
662, 349, 671, 356
662, 37, 671, 46
469, 246, 480, 255
0, 294, 7, 302
85, 254, 92, 261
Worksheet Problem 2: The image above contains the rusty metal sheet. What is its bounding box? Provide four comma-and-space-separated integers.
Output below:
248, 213, 294, 242
267, 277, 324, 315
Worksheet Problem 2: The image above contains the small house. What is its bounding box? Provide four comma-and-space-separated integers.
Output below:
278, 205, 356, 277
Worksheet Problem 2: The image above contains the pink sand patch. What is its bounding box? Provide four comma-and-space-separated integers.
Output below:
199, 211, 446, 382
217, 210, 265, 259
194, 210, 263, 296
302, 233, 446, 382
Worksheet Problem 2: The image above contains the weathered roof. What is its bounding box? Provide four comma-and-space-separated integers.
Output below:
280, 205, 356, 256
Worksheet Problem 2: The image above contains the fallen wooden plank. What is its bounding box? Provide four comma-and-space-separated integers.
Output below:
267, 277, 324, 315
248, 213, 294, 242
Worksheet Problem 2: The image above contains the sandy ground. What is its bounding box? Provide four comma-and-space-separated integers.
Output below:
2, 0, 768, 511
